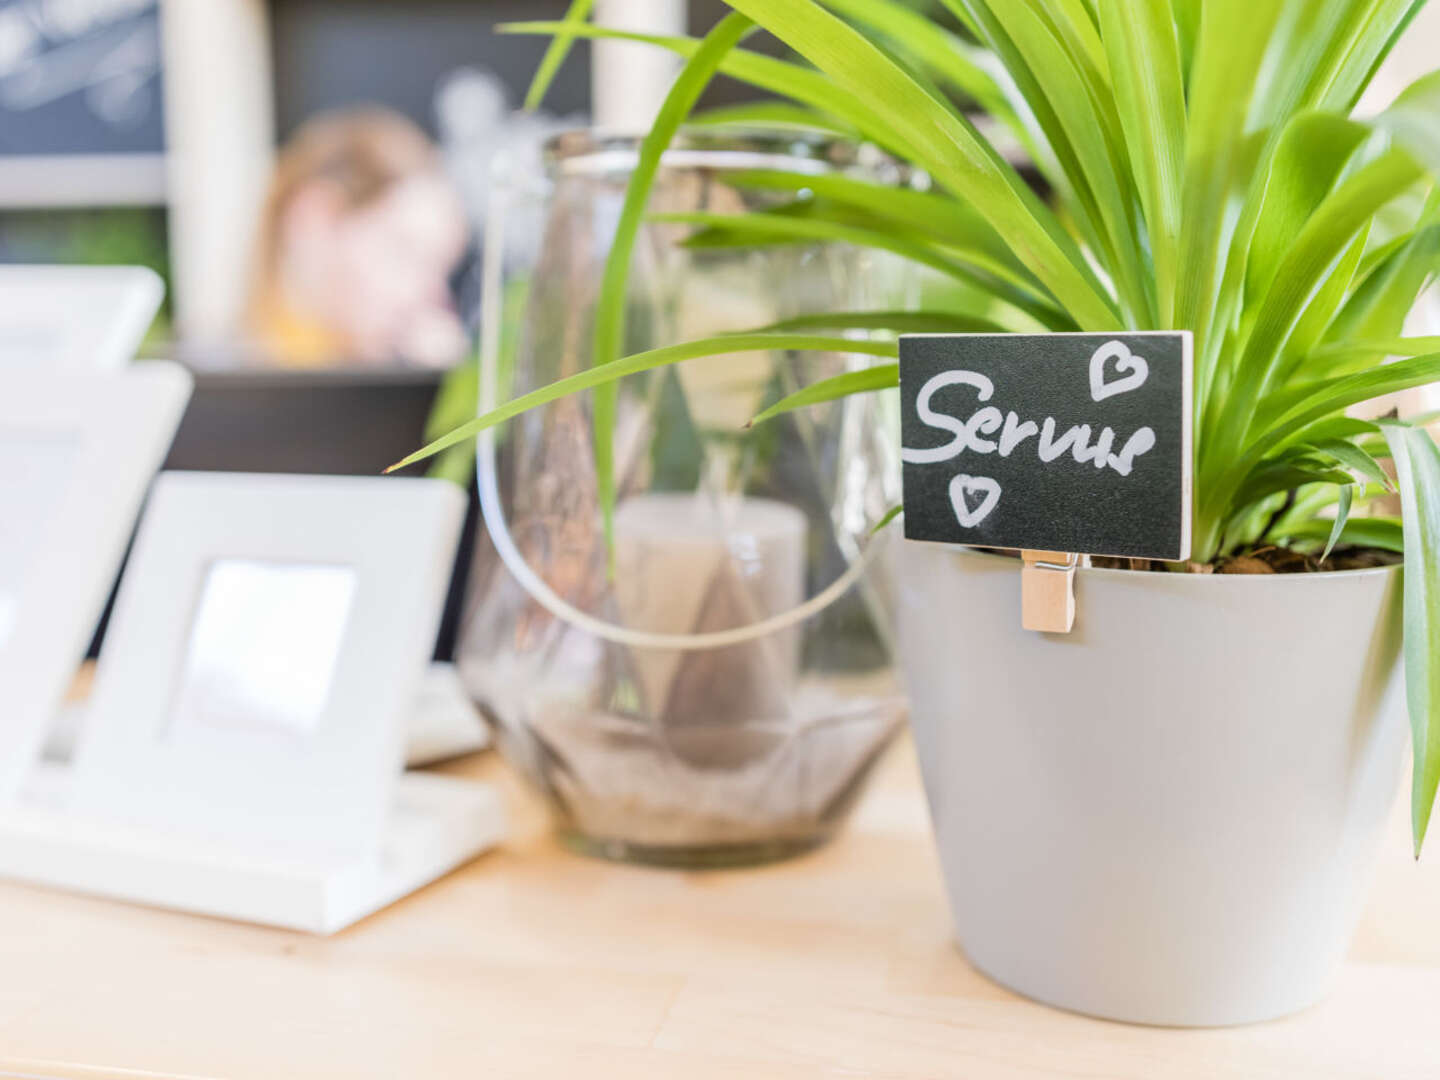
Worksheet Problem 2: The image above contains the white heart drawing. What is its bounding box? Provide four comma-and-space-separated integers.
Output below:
1089, 340, 1149, 402
948, 474, 1002, 528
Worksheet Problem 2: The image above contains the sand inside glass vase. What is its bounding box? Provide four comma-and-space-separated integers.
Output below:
529, 672, 905, 858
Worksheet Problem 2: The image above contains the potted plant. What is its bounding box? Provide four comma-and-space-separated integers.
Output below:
397, 0, 1440, 1025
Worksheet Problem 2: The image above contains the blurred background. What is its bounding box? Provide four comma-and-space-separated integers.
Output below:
4, 0, 1433, 367
0, 0, 793, 369
0, 0, 799, 660
4, 0, 1433, 366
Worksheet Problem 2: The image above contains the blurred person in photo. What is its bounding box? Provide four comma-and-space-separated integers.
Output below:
245, 108, 469, 368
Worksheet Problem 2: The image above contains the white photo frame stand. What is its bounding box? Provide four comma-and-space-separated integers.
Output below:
0, 473, 503, 933
0, 362, 192, 799
0, 265, 165, 371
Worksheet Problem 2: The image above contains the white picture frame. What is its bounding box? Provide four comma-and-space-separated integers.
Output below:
0, 362, 192, 800
0, 265, 164, 371
72, 472, 468, 859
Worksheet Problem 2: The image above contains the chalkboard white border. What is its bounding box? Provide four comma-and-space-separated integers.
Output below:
0, 154, 166, 208
898, 330, 1193, 562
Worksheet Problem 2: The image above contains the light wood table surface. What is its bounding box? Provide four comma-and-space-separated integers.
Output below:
2, 735, 1438, 1079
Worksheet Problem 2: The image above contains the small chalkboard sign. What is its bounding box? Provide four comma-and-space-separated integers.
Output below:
899, 332, 1192, 561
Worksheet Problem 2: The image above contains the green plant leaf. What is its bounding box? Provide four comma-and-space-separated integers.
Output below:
1282, 415, 1384, 446
815, 0, 1045, 164
1204, 147, 1428, 486
942, 1, 1107, 262
689, 102, 858, 135
1269, 476, 1392, 534
1327, 223, 1440, 353
1209, 351, 1440, 537
386, 333, 899, 472
719, 0, 1123, 330
1243, 116, 1370, 321
1252, 1, 1388, 121
501, 19, 953, 162
1374, 65, 1440, 175
829, 0, 1077, 182
1321, 482, 1355, 562
1279, 513, 1405, 553
1173, 0, 1285, 365
421, 361, 481, 487
500, 21, 910, 156
1198, 112, 1364, 419
749, 363, 899, 426
1234, 464, 1355, 510
1312, 335, 1440, 369
726, 169, 1040, 291
1270, 223, 1371, 387
1256, 352, 1440, 458
1043, 0, 1108, 76
1095, 0, 1186, 325
1311, 0, 1427, 114
1172, 0, 1201, 82
1311, 437, 1396, 491
588, 13, 754, 568
523, 0, 596, 111
1381, 420, 1440, 855
1258, 433, 1395, 493
817, 0, 1065, 180
872, 504, 904, 534
959, 0, 1150, 322
653, 209, 1069, 328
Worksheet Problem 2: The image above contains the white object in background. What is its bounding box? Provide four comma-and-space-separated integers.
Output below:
407, 662, 490, 765
897, 544, 1406, 1026
0, 472, 501, 933
593, 0, 686, 132
0, 265, 164, 370
434, 67, 582, 272
0, 362, 192, 801
43, 660, 490, 768
159, 0, 276, 341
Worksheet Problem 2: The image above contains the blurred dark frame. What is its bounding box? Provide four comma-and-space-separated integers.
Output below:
88, 367, 478, 662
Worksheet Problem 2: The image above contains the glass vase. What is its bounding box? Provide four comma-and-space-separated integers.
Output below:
456, 129, 907, 866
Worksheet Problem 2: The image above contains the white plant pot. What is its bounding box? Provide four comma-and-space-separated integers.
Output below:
896, 543, 1408, 1027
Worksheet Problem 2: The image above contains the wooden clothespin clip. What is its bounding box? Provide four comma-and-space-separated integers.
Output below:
1021, 550, 1077, 633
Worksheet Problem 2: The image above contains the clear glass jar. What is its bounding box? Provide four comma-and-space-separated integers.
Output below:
457, 129, 907, 866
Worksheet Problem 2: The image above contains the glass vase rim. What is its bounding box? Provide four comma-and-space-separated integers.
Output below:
542, 125, 899, 179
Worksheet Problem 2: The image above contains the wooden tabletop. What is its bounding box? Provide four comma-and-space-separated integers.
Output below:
2, 737, 1438, 1080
